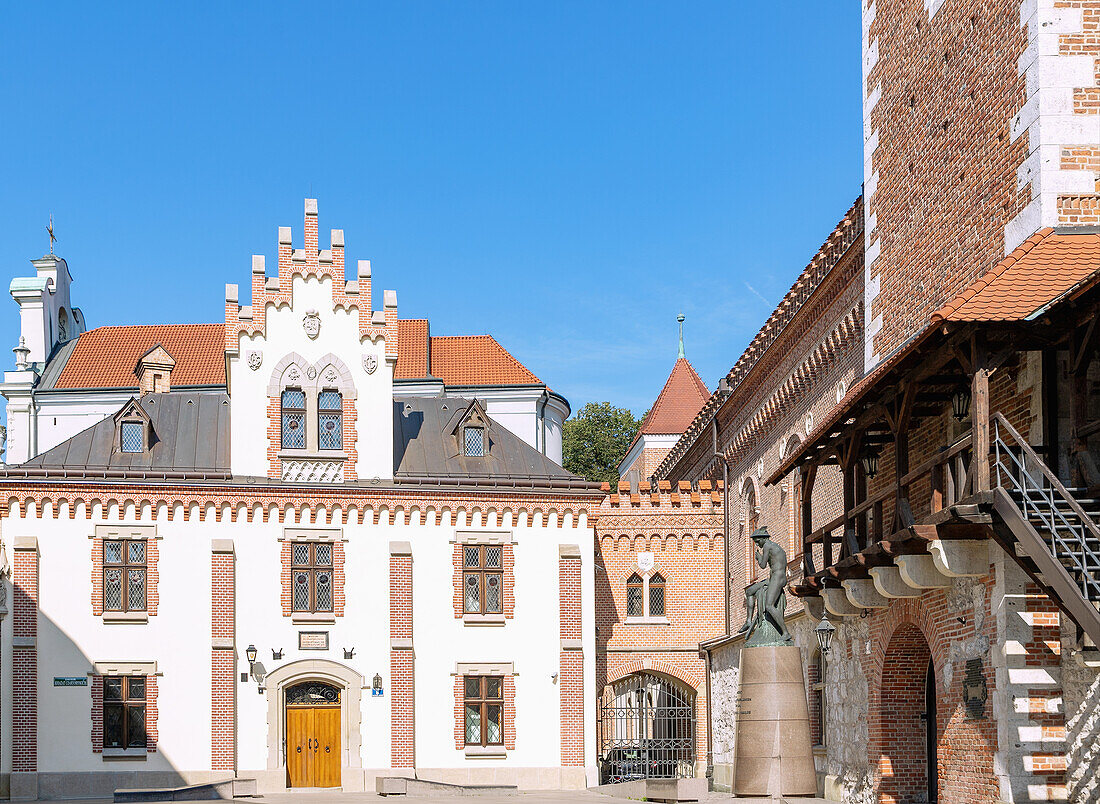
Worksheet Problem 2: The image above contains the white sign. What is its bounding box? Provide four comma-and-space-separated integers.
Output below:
637, 552, 654, 573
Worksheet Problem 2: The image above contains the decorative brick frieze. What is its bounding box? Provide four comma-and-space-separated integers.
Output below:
390, 541, 415, 769
210, 540, 235, 773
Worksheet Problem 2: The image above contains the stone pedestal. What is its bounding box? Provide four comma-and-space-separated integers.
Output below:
733, 645, 816, 797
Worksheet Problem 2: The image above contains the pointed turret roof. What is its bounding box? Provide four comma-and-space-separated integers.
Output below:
637, 358, 710, 436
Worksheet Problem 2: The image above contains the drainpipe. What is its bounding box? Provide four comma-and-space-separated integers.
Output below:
702, 643, 714, 784
537, 390, 549, 455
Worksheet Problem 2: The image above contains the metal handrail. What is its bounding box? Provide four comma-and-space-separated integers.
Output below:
992, 413, 1100, 602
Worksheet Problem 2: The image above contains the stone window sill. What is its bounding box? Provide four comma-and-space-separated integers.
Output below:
292, 612, 337, 624
102, 748, 147, 760
624, 616, 670, 625
278, 450, 347, 460
464, 745, 507, 759
102, 612, 149, 624
463, 614, 506, 627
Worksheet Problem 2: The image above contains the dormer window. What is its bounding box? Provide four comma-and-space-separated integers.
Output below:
318, 390, 343, 450
464, 426, 485, 457
281, 389, 306, 449
120, 422, 144, 453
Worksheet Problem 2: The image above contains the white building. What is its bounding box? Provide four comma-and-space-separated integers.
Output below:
0, 200, 599, 800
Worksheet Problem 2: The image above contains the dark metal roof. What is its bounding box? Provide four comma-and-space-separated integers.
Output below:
20, 391, 231, 476
393, 396, 587, 486
35, 338, 80, 390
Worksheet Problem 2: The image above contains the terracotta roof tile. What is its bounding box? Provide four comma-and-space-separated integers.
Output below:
425, 335, 541, 386
55, 324, 225, 389
934, 229, 1100, 322
395, 319, 430, 379
638, 358, 710, 436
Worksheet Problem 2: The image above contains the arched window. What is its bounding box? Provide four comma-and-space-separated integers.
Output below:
318, 389, 343, 450
282, 388, 306, 449
626, 573, 644, 617
648, 572, 665, 617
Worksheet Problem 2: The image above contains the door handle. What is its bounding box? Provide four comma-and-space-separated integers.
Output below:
296, 745, 302, 753
325, 745, 330, 753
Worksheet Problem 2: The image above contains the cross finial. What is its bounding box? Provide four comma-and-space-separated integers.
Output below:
677, 312, 686, 359
46, 215, 57, 255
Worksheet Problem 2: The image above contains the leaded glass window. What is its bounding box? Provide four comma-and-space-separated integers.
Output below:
104, 539, 147, 612
318, 390, 343, 450
462, 544, 503, 614
281, 389, 306, 449
626, 573, 644, 617
103, 675, 146, 749
464, 426, 485, 457
648, 572, 665, 617
120, 421, 144, 453
286, 681, 341, 706
464, 675, 504, 746
290, 541, 334, 612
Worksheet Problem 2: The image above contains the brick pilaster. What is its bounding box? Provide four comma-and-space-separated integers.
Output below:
559, 544, 584, 766
390, 541, 414, 769
13, 536, 39, 774
211, 539, 236, 773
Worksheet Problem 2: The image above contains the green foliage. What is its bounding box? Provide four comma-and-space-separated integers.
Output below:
562, 402, 642, 484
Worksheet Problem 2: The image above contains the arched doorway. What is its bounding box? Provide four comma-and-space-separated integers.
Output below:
878, 623, 936, 804
285, 681, 341, 788
598, 673, 696, 783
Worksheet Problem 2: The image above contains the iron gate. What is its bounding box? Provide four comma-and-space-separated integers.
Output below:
598, 672, 696, 783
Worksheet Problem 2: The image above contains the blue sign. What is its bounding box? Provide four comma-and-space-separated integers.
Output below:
372, 688, 385, 697
54, 677, 88, 687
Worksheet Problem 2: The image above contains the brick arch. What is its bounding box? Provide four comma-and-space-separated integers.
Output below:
873, 621, 934, 804
605, 659, 700, 693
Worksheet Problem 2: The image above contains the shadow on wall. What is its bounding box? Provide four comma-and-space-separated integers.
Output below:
1066, 658, 1100, 803
7, 575, 214, 801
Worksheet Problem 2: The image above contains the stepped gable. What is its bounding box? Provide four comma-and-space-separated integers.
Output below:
49, 324, 225, 390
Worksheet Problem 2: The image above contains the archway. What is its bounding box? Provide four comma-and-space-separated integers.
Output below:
877, 623, 936, 804
598, 672, 696, 783
263, 659, 364, 788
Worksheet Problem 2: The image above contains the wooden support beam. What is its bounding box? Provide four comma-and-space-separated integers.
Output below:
801, 464, 817, 577
972, 335, 991, 492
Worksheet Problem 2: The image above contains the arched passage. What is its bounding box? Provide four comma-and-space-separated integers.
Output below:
877, 623, 935, 804
598, 671, 696, 783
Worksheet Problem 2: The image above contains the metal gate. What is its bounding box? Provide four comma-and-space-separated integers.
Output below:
598, 673, 696, 784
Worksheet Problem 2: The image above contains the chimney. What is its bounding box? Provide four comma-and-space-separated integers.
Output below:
135, 344, 176, 395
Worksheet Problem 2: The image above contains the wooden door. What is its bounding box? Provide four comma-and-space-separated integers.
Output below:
286, 706, 341, 787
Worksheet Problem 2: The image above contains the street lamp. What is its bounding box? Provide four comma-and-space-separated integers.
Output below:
815, 615, 837, 657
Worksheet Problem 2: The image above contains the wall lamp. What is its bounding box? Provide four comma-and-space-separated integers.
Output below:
244, 644, 266, 692
861, 449, 880, 480
815, 615, 837, 657
951, 388, 971, 422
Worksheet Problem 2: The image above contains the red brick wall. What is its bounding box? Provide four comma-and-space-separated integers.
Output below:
90, 675, 104, 753
559, 549, 584, 765
210, 544, 236, 772
13, 541, 38, 773
390, 545, 415, 769
864, 0, 1031, 360
877, 623, 933, 804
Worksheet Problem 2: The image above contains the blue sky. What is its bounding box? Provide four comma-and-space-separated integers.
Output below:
0, 3, 862, 417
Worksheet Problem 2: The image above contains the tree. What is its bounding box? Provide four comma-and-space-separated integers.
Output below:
562, 402, 642, 484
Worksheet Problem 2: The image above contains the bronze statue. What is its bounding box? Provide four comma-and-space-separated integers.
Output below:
735, 526, 792, 645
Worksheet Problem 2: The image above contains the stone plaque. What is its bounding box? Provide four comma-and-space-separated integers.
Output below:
298, 631, 329, 651
637, 552, 654, 572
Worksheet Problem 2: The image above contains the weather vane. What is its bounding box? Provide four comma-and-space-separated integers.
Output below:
46, 214, 57, 255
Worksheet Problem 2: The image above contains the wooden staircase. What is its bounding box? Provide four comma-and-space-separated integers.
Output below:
990, 413, 1100, 650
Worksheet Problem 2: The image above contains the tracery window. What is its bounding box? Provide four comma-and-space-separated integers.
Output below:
463, 544, 503, 614
104, 675, 146, 749
291, 541, 334, 612
317, 390, 343, 450
464, 675, 504, 746
104, 539, 147, 612
626, 570, 667, 620
282, 388, 306, 449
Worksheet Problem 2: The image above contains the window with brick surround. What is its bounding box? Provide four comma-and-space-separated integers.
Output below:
626, 573, 644, 616
317, 389, 343, 450
281, 388, 306, 449
104, 676, 146, 750
625, 570, 667, 621
104, 540, 147, 612
463, 545, 503, 614
648, 572, 665, 617
464, 675, 504, 746
291, 541, 334, 612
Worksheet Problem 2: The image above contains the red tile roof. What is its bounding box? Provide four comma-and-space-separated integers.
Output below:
55, 324, 226, 389
395, 319, 430, 379
934, 228, 1100, 322
394, 319, 542, 386
428, 335, 541, 386
639, 358, 710, 435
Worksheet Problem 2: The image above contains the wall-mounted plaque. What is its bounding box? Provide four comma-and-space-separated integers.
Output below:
299, 631, 329, 651
54, 677, 88, 687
